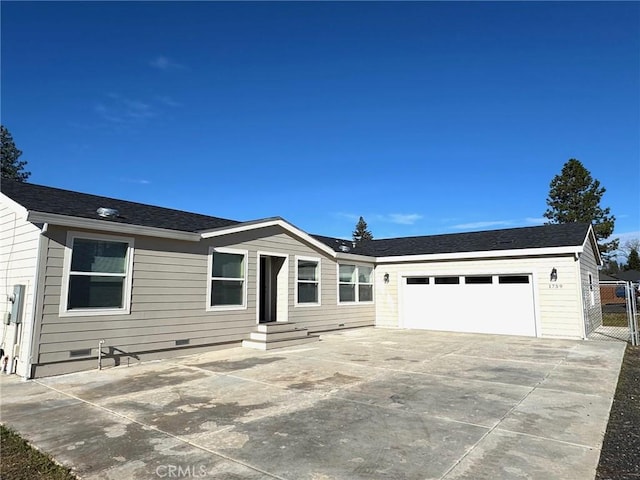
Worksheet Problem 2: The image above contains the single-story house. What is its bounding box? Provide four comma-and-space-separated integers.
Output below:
1, 180, 602, 378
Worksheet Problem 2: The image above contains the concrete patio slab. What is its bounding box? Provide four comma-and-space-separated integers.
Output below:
0, 327, 626, 480
444, 429, 601, 480
338, 373, 531, 427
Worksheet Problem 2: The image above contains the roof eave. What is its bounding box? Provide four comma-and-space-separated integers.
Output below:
375, 245, 583, 264
335, 252, 376, 262
26, 211, 201, 242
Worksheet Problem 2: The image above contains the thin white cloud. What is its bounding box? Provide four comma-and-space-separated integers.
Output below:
385, 213, 423, 225
335, 212, 423, 226
613, 231, 640, 245
525, 217, 547, 225
149, 55, 186, 70
451, 220, 513, 230
334, 212, 360, 222
157, 96, 183, 107
94, 93, 163, 127
120, 178, 151, 185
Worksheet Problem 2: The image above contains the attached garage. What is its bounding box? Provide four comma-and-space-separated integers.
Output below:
401, 274, 537, 336
371, 223, 603, 340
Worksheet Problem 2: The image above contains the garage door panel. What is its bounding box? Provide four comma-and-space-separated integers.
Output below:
402, 275, 536, 337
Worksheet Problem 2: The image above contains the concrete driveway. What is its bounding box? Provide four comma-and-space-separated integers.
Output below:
0, 328, 626, 480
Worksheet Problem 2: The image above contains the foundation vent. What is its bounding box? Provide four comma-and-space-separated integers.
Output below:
69, 349, 92, 358
175, 339, 190, 346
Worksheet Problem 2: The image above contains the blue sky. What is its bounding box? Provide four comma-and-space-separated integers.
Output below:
2, 1, 639, 242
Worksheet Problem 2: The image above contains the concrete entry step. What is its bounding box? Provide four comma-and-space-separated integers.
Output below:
256, 322, 305, 334
249, 330, 312, 342
243, 322, 320, 350
242, 335, 320, 351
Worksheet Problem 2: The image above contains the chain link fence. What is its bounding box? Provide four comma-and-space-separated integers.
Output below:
588, 281, 639, 345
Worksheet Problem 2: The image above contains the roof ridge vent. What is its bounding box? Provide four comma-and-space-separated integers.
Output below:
97, 207, 119, 218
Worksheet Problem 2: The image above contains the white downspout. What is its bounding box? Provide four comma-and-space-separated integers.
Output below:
22, 222, 47, 381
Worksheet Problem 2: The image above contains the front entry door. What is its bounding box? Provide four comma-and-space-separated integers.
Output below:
258, 255, 286, 324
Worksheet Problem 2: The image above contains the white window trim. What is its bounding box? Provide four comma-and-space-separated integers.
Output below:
207, 247, 248, 311
337, 263, 374, 305
60, 231, 134, 317
295, 256, 321, 306
588, 272, 595, 306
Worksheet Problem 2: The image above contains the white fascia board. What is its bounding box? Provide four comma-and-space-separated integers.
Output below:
584, 224, 603, 266
335, 252, 376, 263
26, 211, 201, 242
200, 218, 338, 257
375, 245, 583, 264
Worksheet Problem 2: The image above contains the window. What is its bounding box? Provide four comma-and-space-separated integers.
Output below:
498, 275, 529, 284
62, 233, 133, 316
465, 276, 493, 284
407, 277, 430, 285
434, 276, 460, 285
297, 257, 320, 305
209, 248, 247, 309
339, 264, 374, 303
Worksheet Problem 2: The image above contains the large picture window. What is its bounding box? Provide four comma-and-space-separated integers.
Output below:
296, 257, 320, 305
62, 233, 133, 315
209, 249, 247, 309
339, 264, 374, 303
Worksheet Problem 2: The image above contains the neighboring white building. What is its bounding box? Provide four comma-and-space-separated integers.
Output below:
1, 180, 602, 378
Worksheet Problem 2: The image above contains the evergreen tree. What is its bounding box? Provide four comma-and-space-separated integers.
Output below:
352, 216, 373, 243
1, 125, 30, 182
543, 159, 617, 256
626, 248, 640, 271
602, 258, 620, 275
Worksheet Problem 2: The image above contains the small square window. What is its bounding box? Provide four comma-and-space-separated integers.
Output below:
339, 264, 374, 303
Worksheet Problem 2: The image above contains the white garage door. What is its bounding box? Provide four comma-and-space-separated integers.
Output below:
402, 274, 536, 336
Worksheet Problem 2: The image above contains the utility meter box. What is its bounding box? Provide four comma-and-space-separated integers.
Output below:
10, 284, 26, 324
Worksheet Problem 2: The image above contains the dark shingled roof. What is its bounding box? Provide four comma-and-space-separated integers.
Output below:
2, 180, 592, 256
313, 223, 592, 257
1, 179, 240, 233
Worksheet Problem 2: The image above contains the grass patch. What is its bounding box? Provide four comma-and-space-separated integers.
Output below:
603, 313, 630, 327
0, 424, 77, 480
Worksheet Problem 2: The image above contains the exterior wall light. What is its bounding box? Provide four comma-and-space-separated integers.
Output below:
383, 273, 390, 284
550, 268, 558, 282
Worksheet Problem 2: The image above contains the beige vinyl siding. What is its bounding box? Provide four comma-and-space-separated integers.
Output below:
376, 254, 585, 339
208, 226, 375, 332
0, 201, 41, 377
33, 224, 374, 376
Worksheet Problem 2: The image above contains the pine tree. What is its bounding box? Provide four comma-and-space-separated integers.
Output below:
626, 248, 640, 271
352, 216, 373, 243
543, 159, 617, 256
1, 125, 30, 182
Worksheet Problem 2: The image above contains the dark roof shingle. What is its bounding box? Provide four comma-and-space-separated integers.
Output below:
313, 223, 592, 257
1, 179, 240, 233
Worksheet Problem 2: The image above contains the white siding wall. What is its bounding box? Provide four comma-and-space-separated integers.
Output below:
32, 225, 374, 376
0, 200, 41, 377
375, 254, 585, 339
